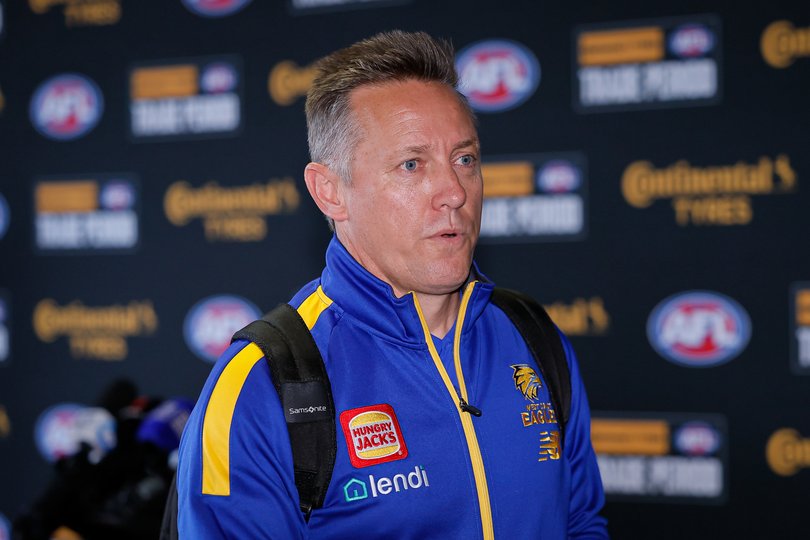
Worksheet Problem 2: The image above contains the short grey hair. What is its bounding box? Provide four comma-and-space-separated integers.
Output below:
305, 30, 472, 186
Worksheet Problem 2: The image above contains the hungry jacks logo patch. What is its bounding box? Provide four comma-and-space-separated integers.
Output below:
340, 404, 408, 469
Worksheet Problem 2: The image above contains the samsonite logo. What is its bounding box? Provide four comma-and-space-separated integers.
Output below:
340, 403, 408, 468
343, 466, 429, 503
456, 39, 540, 112
184, 295, 260, 363
647, 291, 751, 367
30, 74, 103, 140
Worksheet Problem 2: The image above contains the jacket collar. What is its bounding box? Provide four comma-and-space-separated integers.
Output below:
320, 236, 493, 346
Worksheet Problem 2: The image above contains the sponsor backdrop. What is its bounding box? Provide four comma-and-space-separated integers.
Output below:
1, 0, 808, 537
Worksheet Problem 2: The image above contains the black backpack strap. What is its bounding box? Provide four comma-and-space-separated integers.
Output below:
159, 474, 179, 540
490, 287, 571, 449
232, 303, 337, 522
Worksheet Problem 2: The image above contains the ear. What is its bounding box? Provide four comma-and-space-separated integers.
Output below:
304, 162, 348, 223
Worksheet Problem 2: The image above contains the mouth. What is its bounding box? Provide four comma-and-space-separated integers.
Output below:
430, 229, 467, 244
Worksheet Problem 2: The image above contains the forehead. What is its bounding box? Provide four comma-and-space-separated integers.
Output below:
348, 79, 477, 147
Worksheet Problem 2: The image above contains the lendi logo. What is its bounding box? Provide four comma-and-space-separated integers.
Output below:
29, 0, 120, 27
268, 61, 317, 106
761, 21, 810, 68
622, 155, 797, 226
766, 428, 810, 476
164, 179, 300, 242
33, 299, 157, 360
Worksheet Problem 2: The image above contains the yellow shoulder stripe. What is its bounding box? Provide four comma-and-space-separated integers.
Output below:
201, 342, 264, 496
297, 285, 333, 330
200, 287, 332, 496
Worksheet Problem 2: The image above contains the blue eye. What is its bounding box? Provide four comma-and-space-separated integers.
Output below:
403, 160, 418, 171
457, 155, 475, 166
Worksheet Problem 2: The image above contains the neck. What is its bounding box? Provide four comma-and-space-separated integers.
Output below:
415, 290, 461, 339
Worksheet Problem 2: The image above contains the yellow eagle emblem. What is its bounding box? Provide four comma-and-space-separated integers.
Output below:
511, 364, 542, 401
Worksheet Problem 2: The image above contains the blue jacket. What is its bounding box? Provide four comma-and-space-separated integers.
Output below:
178, 238, 608, 539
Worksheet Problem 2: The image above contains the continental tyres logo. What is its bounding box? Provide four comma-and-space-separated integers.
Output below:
761, 21, 810, 68
544, 297, 609, 336
164, 179, 300, 242
268, 61, 317, 106
29, 0, 121, 27
767, 428, 810, 476
622, 155, 797, 226
33, 299, 158, 360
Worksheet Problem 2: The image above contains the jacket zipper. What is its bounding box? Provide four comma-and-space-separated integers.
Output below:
412, 282, 494, 540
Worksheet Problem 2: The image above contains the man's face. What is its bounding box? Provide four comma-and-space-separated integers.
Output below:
335, 79, 483, 297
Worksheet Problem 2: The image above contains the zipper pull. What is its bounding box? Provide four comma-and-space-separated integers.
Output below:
459, 398, 482, 417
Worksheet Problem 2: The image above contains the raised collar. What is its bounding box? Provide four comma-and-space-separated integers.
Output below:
319, 236, 493, 346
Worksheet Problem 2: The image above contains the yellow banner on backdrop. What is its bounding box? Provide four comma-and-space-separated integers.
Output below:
591, 419, 671, 455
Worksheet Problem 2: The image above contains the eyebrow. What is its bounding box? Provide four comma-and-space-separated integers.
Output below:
403, 138, 480, 155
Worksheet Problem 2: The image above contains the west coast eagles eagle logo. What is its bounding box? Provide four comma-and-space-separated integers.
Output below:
511, 364, 542, 401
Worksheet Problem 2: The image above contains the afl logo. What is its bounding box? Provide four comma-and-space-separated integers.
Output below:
201, 62, 238, 93
0, 193, 9, 240
669, 24, 715, 58
675, 421, 720, 456
100, 180, 136, 210
182, 0, 252, 17
537, 160, 581, 193
34, 404, 116, 463
647, 291, 751, 367
456, 39, 540, 112
30, 74, 103, 140
184, 294, 261, 363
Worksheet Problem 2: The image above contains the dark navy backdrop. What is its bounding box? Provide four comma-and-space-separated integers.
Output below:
1, 0, 808, 538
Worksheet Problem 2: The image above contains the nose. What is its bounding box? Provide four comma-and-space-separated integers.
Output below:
431, 163, 467, 211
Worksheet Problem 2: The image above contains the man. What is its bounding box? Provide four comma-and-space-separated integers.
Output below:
178, 30, 608, 539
